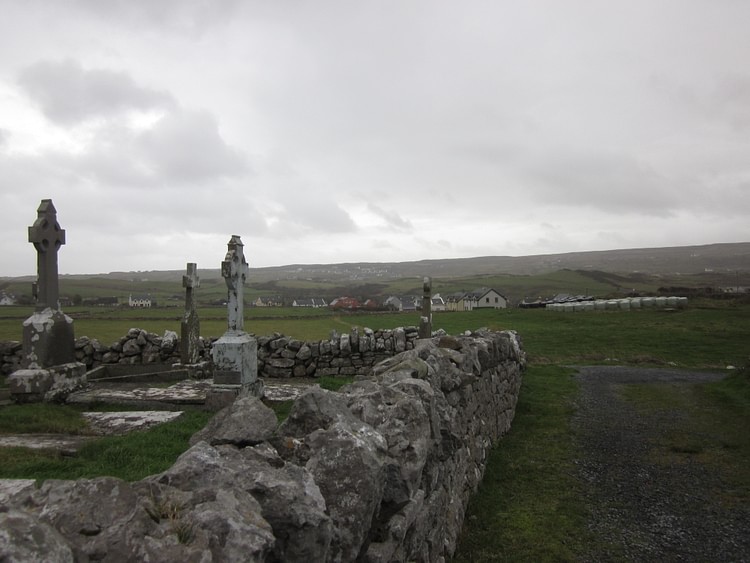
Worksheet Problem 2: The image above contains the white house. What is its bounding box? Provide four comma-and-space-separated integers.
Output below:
0, 291, 16, 306
431, 294, 446, 312
446, 288, 508, 311
292, 298, 328, 308
465, 288, 508, 309
128, 294, 152, 308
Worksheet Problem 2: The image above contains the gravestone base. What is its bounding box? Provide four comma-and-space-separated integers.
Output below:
8, 362, 87, 403
210, 331, 262, 404
171, 360, 212, 380
180, 311, 201, 365
22, 308, 75, 369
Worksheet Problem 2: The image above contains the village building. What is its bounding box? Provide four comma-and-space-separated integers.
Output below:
329, 296, 360, 309
431, 294, 447, 312
0, 291, 17, 306
253, 296, 283, 307
292, 298, 328, 308
445, 288, 508, 311
128, 294, 153, 308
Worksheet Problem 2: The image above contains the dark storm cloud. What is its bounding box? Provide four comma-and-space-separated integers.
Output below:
18, 59, 174, 124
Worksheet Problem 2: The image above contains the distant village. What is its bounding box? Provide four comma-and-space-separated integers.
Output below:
0, 287, 512, 311
1, 284, 746, 310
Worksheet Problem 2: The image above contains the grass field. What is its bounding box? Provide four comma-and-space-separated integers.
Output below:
2, 299, 747, 369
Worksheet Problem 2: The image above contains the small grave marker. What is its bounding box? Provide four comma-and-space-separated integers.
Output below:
419, 276, 433, 338
180, 262, 201, 364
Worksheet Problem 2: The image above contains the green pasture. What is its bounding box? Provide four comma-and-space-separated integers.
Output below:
2, 300, 747, 369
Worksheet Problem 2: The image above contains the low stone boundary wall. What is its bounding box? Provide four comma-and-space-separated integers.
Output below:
257, 326, 421, 379
0, 329, 525, 562
1, 326, 424, 378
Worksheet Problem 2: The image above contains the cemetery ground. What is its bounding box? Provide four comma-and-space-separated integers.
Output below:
1, 300, 749, 561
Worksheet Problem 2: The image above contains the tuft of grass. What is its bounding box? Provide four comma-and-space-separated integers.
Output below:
0, 403, 90, 435
267, 400, 294, 422
453, 365, 592, 562
317, 375, 355, 392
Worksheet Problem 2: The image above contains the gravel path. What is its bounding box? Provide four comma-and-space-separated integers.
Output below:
572, 366, 749, 562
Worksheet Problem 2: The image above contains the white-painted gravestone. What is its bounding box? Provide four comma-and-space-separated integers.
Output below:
209, 236, 262, 407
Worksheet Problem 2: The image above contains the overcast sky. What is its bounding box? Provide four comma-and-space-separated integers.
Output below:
1, 1, 748, 277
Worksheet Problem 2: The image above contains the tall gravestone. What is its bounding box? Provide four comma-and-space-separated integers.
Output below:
180, 262, 201, 365
418, 276, 433, 339
10, 199, 85, 403
209, 235, 262, 407
22, 199, 75, 368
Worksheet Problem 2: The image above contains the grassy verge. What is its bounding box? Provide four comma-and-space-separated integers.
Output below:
619, 368, 750, 503
0, 408, 213, 481
453, 365, 589, 562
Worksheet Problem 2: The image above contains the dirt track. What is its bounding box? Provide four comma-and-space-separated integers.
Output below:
573, 366, 749, 562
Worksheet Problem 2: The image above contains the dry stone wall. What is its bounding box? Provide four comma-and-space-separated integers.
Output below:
0, 330, 525, 562
1, 326, 424, 378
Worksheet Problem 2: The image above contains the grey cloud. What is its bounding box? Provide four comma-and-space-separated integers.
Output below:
525, 151, 678, 216
72, 0, 241, 36
367, 203, 412, 231
0, 129, 7, 147
18, 59, 174, 124
282, 193, 357, 234
47, 108, 250, 187
136, 109, 249, 183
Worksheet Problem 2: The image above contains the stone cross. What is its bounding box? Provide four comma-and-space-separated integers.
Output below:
183, 262, 200, 312
419, 276, 433, 338
221, 235, 249, 332
180, 262, 201, 364
28, 199, 65, 311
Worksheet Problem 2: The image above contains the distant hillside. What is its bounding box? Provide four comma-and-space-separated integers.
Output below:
3, 242, 749, 285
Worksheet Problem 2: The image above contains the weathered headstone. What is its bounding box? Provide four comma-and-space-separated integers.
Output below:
180, 263, 201, 365
22, 199, 75, 368
418, 276, 433, 339
209, 236, 262, 407
10, 200, 85, 403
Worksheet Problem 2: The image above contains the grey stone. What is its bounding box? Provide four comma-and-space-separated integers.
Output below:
278, 386, 358, 439
296, 344, 312, 361
121, 338, 141, 356
304, 420, 388, 562
22, 308, 75, 369
190, 395, 277, 447
0, 510, 75, 563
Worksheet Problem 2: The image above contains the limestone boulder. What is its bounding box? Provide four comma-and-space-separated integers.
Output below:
304, 420, 388, 562
190, 395, 278, 447
277, 385, 359, 439
152, 441, 331, 562
0, 510, 75, 563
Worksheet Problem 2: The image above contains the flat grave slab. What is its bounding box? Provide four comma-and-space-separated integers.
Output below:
83, 411, 184, 435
